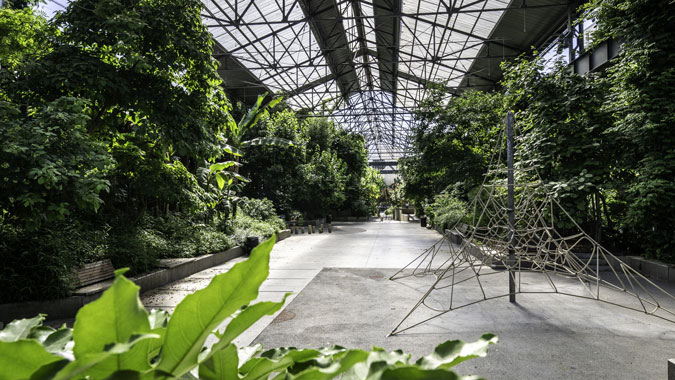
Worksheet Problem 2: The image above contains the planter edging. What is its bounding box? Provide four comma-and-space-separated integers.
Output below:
0, 245, 246, 323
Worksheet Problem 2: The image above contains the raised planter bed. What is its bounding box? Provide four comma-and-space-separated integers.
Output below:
0, 245, 245, 323
0, 229, 293, 324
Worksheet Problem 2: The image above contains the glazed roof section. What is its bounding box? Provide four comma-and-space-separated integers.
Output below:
203, 0, 510, 111
203, 0, 571, 158
39, 0, 572, 159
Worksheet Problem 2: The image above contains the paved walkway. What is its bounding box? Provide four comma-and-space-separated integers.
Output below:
141, 221, 675, 379
141, 220, 440, 345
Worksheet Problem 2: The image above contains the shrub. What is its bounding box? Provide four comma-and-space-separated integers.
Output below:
0, 221, 108, 303
430, 193, 467, 230
108, 214, 236, 271
225, 213, 285, 247
107, 227, 164, 276
0, 236, 497, 379
238, 197, 279, 222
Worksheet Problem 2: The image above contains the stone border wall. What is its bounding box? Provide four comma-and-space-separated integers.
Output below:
0, 229, 292, 324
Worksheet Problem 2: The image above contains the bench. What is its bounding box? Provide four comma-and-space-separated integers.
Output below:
72, 259, 116, 296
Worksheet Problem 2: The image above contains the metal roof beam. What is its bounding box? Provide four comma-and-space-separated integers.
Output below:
373, 0, 402, 98
350, 1, 375, 90
297, 0, 361, 100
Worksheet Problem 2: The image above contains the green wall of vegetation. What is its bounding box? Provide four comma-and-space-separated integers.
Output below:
399, 0, 675, 262
0, 0, 383, 303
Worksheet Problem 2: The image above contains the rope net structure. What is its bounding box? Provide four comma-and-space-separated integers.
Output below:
388, 116, 675, 336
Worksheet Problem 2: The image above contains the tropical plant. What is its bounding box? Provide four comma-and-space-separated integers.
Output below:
400, 88, 504, 206
0, 235, 498, 379
582, 0, 675, 260
501, 57, 612, 240
298, 150, 347, 217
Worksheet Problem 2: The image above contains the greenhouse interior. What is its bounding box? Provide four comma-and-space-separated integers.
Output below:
1, 0, 674, 379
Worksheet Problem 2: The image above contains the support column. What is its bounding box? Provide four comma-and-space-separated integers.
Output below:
507, 112, 516, 303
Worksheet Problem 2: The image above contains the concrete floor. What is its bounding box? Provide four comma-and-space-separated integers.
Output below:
140, 221, 675, 379
141, 220, 442, 345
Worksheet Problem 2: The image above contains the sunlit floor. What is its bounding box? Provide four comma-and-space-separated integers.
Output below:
140, 219, 443, 345
141, 221, 675, 379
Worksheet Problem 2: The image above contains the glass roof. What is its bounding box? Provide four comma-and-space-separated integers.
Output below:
201, 0, 511, 159
41, 0, 568, 162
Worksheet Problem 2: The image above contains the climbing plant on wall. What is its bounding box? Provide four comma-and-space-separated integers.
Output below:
583, 0, 675, 260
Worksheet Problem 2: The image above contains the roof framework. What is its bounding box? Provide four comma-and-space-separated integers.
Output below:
206, 0, 573, 161
41, 0, 575, 161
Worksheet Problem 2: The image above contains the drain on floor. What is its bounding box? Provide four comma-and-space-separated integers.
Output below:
272, 309, 296, 323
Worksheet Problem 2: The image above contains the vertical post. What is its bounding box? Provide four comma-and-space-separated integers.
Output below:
567, 3, 576, 63
668, 359, 675, 380
507, 112, 516, 303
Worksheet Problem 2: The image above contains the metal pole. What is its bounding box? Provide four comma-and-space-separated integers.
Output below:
507, 112, 516, 303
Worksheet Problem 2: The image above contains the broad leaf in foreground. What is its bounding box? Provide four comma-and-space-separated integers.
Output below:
155, 235, 276, 378
0, 340, 61, 380
72, 269, 153, 377
0, 315, 44, 342
416, 333, 498, 370
49, 334, 158, 380
199, 343, 239, 380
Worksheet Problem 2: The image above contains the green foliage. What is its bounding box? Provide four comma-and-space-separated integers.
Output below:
241, 109, 308, 215
107, 214, 236, 274
0, 0, 296, 302
242, 109, 375, 218
0, 97, 113, 230
400, 88, 504, 206
501, 57, 612, 236
583, 0, 675, 260
304, 117, 338, 152
0, 221, 108, 303
427, 192, 467, 231
358, 167, 386, 216
298, 150, 347, 217
0, 237, 497, 379
0, 6, 48, 70
238, 196, 282, 222
226, 212, 285, 247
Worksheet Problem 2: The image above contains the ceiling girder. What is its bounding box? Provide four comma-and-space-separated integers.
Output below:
297, 0, 361, 101
199, 0, 575, 160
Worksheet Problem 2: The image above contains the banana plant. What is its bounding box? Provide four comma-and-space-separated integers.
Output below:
209, 93, 293, 216
0, 235, 498, 379
226, 93, 292, 151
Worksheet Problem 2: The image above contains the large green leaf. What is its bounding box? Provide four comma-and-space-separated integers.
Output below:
239, 348, 322, 380
155, 235, 276, 378
287, 349, 370, 380
209, 161, 242, 172
0, 315, 45, 342
42, 328, 74, 355
342, 347, 411, 380
27, 326, 56, 345
48, 334, 158, 380
72, 268, 152, 377
196, 295, 290, 379
198, 343, 238, 380
238, 94, 284, 135
0, 340, 61, 380
209, 294, 290, 357
147, 309, 169, 362
416, 334, 497, 370
238, 94, 267, 131
215, 172, 226, 190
